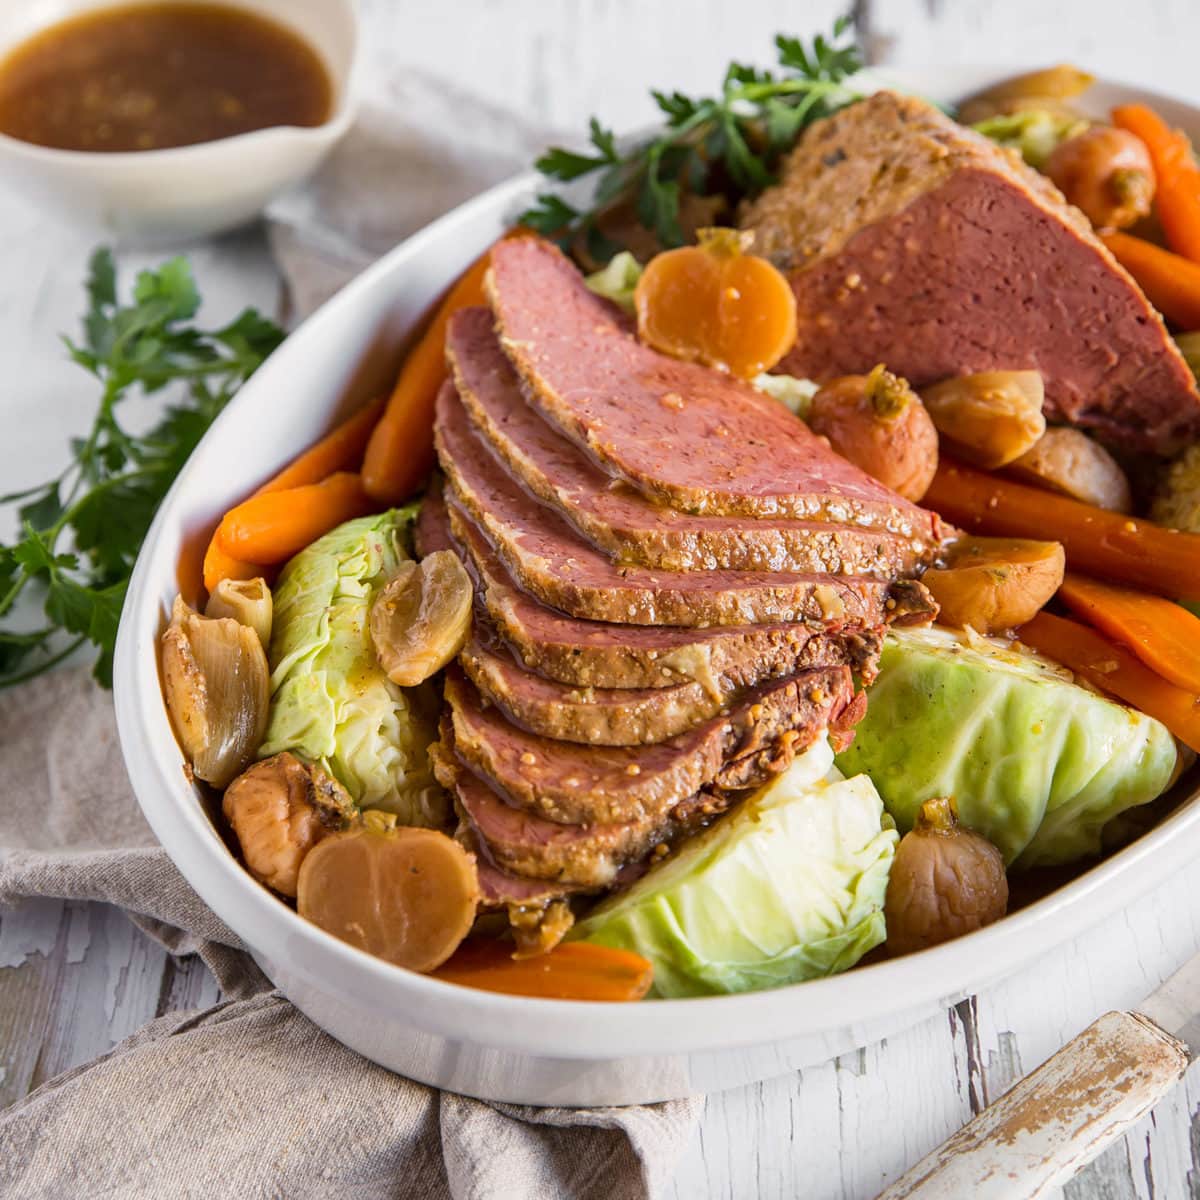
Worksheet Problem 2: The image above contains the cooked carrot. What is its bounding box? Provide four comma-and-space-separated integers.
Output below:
1100, 231, 1200, 328
1018, 611, 1200, 751
265, 395, 386, 493
215, 472, 373, 564
923, 460, 1200, 602
1111, 104, 1200, 263
634, 227, 797, 379
202, 539, 263, 596
201, 396, 386, 591
431, 938, 654, 1002
363, 231, 527, 506
1057, 574, 1200, 693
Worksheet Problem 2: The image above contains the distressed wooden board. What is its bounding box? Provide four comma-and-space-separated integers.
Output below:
6, 3, 1200, 1198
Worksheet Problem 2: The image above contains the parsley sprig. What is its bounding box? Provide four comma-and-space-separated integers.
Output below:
0, 249, 284, 688
521, 18, 863, 255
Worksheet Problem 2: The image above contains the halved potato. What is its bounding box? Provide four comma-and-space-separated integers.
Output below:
297, 826, 479, 972
924, 536, 1065, 634
1006, 427, 1132, 512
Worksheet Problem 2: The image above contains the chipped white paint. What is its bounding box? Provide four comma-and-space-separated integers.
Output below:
4, 2, 1200, 1197
879, 1012, 1190, 1199
0, 898, 63, 969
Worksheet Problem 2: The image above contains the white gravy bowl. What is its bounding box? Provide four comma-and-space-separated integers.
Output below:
0, 0, 358, 244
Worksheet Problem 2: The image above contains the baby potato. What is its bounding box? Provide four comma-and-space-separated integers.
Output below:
1006, 426, 1132, 512
923, 535, 1065, 634
808, 365, 939, 501
1044, 125, 1155, 230
885, 796, 1009, 957
921, 370, 1046, 469
298, 826, 480, 972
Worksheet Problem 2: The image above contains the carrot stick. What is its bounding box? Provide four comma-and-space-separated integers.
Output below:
202, 540, 263, 596
1017, 611, 1200, 751
362, 230, 527, 506
1057, 574, 1200, 693
1100, 231, 1200, 328
924, 460, 1200, 601
431, 938, 654, 1002
200, 397, 386, 592
1111, 104, 1200, 263
214, 472, 373, 564
264, 395, 386, 493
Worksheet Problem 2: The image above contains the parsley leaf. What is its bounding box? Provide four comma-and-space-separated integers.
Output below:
0, 249, 284, 689
521, 18, 864, 251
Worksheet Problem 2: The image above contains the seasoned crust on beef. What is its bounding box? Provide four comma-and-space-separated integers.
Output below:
444, 664, 855, 827
740, 90, 1200, 455
460, 629, 725, 746
741, 89, 1078, 271
435, 730, 668, 886
446, 305, 935, 575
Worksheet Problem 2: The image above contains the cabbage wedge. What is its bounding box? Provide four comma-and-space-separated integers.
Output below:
258, 509, 446, 827
573, 738, 897, 998
835, 627, 1177, 868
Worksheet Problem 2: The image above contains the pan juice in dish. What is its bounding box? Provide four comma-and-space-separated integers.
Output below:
0, 2, 331, 153
154, 28, 1200, 1006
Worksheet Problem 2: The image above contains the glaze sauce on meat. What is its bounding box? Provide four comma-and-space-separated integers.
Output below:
0, 3, 331, 153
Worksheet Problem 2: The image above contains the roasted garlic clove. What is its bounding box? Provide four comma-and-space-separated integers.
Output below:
885, 796, 1009, 956
921, 370, 1046, 469
297, 825, 480, 971
205, 576, 273, 649
369, 550, 473, 687
161, 595, 270, 788
223, 752, 355, 897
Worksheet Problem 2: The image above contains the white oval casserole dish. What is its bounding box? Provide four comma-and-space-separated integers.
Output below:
113, 67, 1200, 1106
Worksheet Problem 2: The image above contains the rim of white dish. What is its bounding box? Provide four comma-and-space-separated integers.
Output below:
114, 66, 1200, 1062
0, 0, 360, 166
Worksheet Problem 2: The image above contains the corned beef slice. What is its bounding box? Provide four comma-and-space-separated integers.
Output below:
418, 226, 955, 906
460, 628, 726, 746
439, 666, 854, 885
445, 664, 854, 827
446, 305, 933, 575
487, 235, 945, 531
740, 90, 1200, 456
420, 485, 885, 694
459, 616, 867, 747
436, 381, 911, 628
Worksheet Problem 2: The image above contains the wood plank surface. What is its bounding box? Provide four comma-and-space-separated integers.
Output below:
6, 2, 1200, 1197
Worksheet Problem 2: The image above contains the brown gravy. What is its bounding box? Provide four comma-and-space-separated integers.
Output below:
0, 3, 332, 153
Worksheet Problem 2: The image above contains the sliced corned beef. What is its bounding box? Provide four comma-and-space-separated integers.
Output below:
446, 305, 935, 574
487, 235, 946, 528
436, 381, 915, 627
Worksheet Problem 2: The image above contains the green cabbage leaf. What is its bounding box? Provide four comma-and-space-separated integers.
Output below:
258, 509, 446, 826
573, 738, 897, 997
835, 627, 1177, 868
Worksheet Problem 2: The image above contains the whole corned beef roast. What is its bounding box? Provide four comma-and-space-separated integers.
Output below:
740, 90, 1200, 456
421, 235, 942, 939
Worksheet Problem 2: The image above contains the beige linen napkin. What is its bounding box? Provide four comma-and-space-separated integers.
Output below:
0, 65, 701, 1200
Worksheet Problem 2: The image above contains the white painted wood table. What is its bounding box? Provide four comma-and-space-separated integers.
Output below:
5, 2, 1200, 1196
